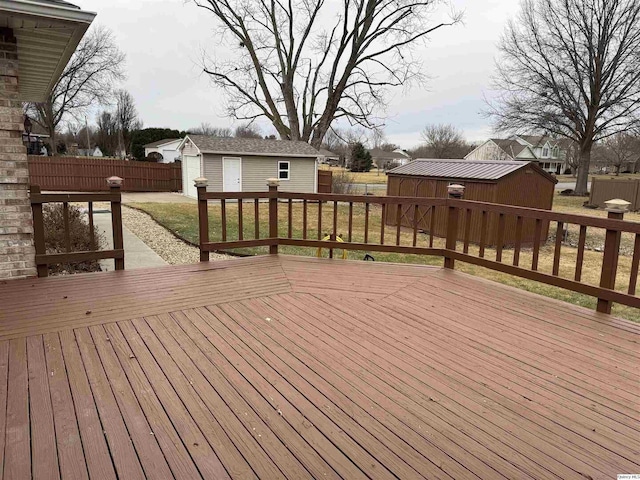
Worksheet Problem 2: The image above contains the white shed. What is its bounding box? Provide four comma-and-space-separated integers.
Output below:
176, 135, 320, 198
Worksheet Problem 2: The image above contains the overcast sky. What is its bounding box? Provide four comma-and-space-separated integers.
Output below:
72, 0, 522, 149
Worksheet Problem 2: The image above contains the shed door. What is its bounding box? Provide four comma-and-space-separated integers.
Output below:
183, 155, 200, 198
223, 157, 242, 192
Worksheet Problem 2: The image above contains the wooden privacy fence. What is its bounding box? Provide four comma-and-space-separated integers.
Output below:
195, 179, 640, 315
30, 182, 124, 277
589, 177, 640, 211
28, 156, 182, 192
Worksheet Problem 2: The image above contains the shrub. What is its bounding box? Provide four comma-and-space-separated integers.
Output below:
43, 204, 105, 275
332, 169, 356, 194
349, 142, 373, 172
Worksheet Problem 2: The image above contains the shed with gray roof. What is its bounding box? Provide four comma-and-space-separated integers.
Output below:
386, 159, 557, 246
176, 134, 320, 197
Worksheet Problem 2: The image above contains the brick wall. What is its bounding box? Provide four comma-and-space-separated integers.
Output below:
0, 28, 35, 279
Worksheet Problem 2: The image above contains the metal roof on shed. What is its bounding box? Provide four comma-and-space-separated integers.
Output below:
387, 159, 557, 183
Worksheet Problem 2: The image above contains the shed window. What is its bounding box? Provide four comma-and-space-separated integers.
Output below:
278, 161, 290, 180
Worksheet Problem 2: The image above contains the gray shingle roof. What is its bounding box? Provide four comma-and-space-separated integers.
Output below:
33, 0, 80, 8
144, 138, 181, 148
369, 148, 410, 160
187, 135, 319, 157
490, 139, 529, 158
388, 159, 557, 182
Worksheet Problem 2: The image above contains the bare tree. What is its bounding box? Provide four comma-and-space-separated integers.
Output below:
602, 133, 638, 175
188, 122, 233, 137
234, 123, 262, 138
115, 90, 138, 157
193, 0, 461, 148
420, 123, 471, 158
26, 26, 126, 154
95, 111, 119, 156
487, 0, 640, 195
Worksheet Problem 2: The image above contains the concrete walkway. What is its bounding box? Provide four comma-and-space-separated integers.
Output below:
92, 209, 168, 271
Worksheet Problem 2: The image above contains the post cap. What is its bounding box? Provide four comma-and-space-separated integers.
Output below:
106, 176, 123, 187
604, 198, 631, 213
267, 178, 280, 187
447, 183, 465, 198
194, 177, 208, 187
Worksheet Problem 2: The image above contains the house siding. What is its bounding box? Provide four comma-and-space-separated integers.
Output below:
465, 142, 513, 161
202, 154, 316, 193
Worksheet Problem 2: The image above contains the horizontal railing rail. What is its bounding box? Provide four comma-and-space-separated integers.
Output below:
30, 179, 125, 277
196, 178, 640, 314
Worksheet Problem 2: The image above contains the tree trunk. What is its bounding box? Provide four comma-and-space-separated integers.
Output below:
574, 143, 592, 196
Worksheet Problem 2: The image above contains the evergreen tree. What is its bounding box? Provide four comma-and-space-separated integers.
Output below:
349, 143, 372, 172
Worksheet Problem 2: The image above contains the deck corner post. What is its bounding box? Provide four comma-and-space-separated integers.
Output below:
195, 177, 209, 262
30, 184, 48, 278
107, 177, 125, 271
597, 200, 629, 313
267, 178, 279, 254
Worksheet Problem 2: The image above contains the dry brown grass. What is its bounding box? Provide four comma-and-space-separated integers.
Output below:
319, 165, 388, 184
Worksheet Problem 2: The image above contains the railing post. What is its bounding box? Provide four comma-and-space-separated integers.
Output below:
596, 199, 630, 313
267, 178, 279, 254
30, 185, 48, 278
107, 176, 124, 271
444, 184, 465, 269
195, 177, 209, 262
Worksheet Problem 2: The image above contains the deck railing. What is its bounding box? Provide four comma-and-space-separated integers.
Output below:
196, 178, 640, 314
30, 178, 125, 277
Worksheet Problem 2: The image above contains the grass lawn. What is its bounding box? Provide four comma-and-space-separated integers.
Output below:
130, 192, 639, 322
320, 165, 388, 184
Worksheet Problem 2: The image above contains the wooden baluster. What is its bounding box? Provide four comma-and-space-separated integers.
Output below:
238, 199, 243, 241
412, 204, 418, 247
88, 201, 95, 251
628, 234, 640, 295
303, 199, 308, 239
396, 203, 402, 246
197, 181, 209, 261
364, 203, 369, 243
30, 185, 48, 277
110, 181, 124, 270
429, 206, 435, 247
479, 210, 487, 258
63, 202, 71, 252
463, 208, 472, 254
552, 221, 563, 276
532, 219, 542, 271
575, 225, 587, 282
221, 199, 227, 242
380, 203, 386, 245
444, 205, 459, 269
333, 201, 338, 239
495, 213, 505, 262
268, 180, 278, 254
254, 199, 260, 239
348, 202, 353, 242
513, 215, 523, 266
288, 199, 293, 239
317, 201, 323, 240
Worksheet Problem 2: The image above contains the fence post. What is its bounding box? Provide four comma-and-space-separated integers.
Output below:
107, 176, 125, 271
267, 178, 279, 254
195, 177, 209, 262
596, 199, 630, 313
444, 184, 465, 269
30, 185, 48, 278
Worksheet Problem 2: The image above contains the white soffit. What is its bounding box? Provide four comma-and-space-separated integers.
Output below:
0, 0, 96, 102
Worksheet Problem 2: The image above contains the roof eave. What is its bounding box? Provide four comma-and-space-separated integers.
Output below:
200, 150, 319, 158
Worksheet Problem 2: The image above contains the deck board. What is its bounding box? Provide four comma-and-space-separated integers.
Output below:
0, 255, 638, 479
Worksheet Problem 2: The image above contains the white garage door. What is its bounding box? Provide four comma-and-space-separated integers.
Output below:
183, 155, 200, 198
161, 148, 179, 163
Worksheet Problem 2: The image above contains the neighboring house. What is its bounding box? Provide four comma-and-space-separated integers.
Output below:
465, 135, 569, 174
143, 138, 183, 163
176, 135, 320, 198
317, 148, 340, 165
369, 148, 411, 168
77, 146, 103, 157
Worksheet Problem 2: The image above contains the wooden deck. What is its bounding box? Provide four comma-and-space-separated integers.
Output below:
0, 255, 638, 479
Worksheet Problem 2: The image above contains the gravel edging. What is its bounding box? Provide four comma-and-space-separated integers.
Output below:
121, 206, 233, 265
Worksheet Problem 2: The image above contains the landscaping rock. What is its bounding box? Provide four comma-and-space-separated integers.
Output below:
121, 206, 233, 265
